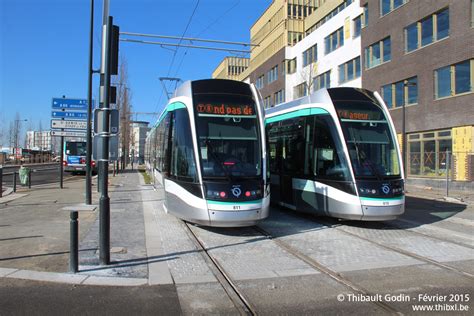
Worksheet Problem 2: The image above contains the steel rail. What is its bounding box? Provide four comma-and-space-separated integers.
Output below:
182, 221, 257, 316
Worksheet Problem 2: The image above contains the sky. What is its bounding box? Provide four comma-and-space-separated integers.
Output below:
0, 0, 270, 146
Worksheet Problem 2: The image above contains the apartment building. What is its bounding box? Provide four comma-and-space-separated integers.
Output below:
212, 57, 249, 81
361, 0, 474, 180
286, 0, 363, 101
211, 0, 473, 181
26, 131, 52, 151
130, 121, 150, 164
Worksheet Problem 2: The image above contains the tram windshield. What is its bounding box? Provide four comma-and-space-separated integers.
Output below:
335, 101, 401, 179
194, 93, 262, 180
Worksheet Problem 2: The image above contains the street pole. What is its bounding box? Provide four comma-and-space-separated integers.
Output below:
402, 102, 406, 178
85, 0, 94, 205
60, 135, 64, 189
98, 14, 112, 266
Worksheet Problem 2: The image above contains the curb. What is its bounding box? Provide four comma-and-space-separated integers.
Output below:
1, 267, 151, 287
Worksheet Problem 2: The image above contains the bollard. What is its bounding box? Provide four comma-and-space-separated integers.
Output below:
28, 169, 32, 189
446, 150, 450, 197
13, 172, 17, 192
70, 211, 79, 273
61, 204, 96, 273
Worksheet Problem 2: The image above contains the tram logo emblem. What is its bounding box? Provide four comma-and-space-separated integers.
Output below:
231, 186, 242, 198
382, 185, 390, 194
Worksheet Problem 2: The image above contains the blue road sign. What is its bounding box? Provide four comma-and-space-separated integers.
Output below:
51, 111, 88, 119
52, 98, 90, 111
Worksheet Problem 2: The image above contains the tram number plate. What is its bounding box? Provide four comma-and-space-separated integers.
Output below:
233, 206, 241, 210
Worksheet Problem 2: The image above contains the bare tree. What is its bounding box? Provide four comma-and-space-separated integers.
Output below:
113, 58, 133, 169
297, 63, 317, 98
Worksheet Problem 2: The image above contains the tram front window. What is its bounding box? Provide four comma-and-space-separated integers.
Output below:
336, 102, 401, 179
195, 95, 262, 180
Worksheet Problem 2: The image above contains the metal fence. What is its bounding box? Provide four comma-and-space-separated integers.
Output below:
0, 164, 62, 196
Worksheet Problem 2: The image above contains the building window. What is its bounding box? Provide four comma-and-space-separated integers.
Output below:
353, 15, 362, 38
287, 58, 297, 74
325, 27, 344, 55
405, 8, 449, 53
471, 0, 474, 28
362, 4, 369, 28
287, 2, 317, 19
263, 96, 272, 109
435, 59, 473, 99
365, 37, 391, 69
267, 65, 278, 84
303, 44, 317, 67
255, 75, 264, 89
274, 89, 285, 106
306, 0, 359, 36
313, 71, 331, 92
408, 130, 452, 177
338, 57, 361, 84
294, 83, 308, 99
381, 77, 418, 108
380, 0, 407, 16
288, 31, 304, 46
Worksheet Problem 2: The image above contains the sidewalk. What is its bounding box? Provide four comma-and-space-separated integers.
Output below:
405, 182, 474, 205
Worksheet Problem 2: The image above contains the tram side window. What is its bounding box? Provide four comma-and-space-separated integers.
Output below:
159, 113, 171, 174
169, 109, 198, 182
313, 115, 350, 181
267, 122, 281, 173
281, 118, 305, 175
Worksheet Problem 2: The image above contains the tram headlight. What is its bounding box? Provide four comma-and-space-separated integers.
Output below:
206, 190, 227, 199
359, 187, 378, 195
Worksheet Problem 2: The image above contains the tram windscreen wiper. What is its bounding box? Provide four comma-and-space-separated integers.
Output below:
204, 139, 233, 182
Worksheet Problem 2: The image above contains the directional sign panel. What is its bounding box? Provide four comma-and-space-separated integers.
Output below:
51, 130, 87, 137
51, 119, 87, 130
52, 98, 89, 111
52, 111, 88, 120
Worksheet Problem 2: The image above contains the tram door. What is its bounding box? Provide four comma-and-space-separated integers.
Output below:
280, 134, 293, 206
280, 118, 305, 206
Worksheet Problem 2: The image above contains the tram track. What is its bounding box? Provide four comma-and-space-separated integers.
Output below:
181, 221, 257, 316
317, 218, 474, 280
252, 225, 403, 315
273, 208, 474, 281
380, 219, 474, 250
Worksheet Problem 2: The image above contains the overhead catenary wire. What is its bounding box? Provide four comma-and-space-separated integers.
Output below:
120, 39, 251, 54
120, 32, 258, 47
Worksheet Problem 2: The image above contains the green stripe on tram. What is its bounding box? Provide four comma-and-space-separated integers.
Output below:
207, 199, 262, 205
157, 102, 187, 124
265, 108, 329, 124
359, 196, 404, 201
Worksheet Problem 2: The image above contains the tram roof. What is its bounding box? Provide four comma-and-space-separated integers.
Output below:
265, 87, 378, 116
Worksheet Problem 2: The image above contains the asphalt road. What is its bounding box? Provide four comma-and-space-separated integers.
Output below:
1, 163, 81, 188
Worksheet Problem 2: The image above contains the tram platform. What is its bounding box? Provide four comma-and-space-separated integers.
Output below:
1, 168, 473, 315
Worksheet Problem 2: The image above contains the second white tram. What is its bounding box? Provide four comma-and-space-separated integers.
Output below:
265, 88, 404, 221
145, 79, 270, 227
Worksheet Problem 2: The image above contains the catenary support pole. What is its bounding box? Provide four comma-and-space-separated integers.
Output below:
98, 13, 112, 266
85, 0, 95, 205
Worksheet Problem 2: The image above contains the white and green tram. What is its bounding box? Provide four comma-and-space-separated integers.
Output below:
145, 79, 270, 227
265, 87, 404, 221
